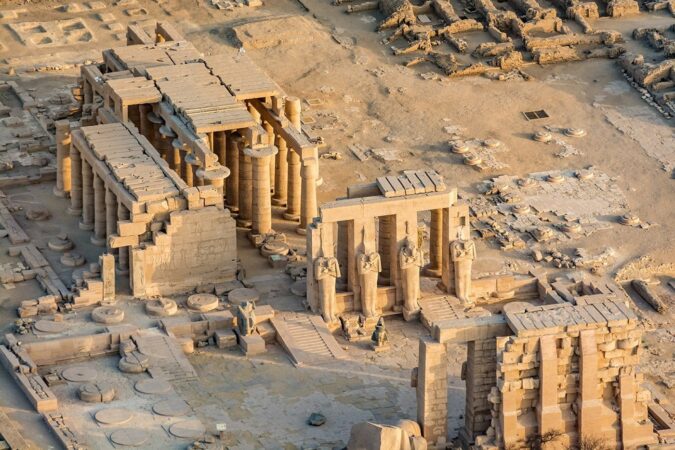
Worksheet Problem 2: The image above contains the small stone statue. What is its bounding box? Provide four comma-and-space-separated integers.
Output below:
314, 256, 341, 323
236, 301, 256, 336
370, 317, 389, 351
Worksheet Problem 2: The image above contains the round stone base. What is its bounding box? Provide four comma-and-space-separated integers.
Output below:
90, 235, 106, 247
78, 221, 94, 231
271, 198, 287, 207
283, 212, 299, 222
295, 226, 306, 235
52, 186, 66, 198
66, 207, 82, 216
236, 219, 252, 228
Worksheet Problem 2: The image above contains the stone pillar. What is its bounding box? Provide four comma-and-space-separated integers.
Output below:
158, 125, 176, 166
284, 149, 301, 221
538, 335, 563, 435
579, 329, 602, 441
68, 143, 82, 216
183, 153, 196, 188
237, 146, 253, 228
416, 337, 448, 445
214, 131, 226, 166
245, 146, 278, 235
139, 104, 154, 142
79, 158, 94, 230
200, 167, 228, 200
100, 253, 115, 304
284, 97, 302, 222
146, 111, 163, 150
91, 173, 106, 246
378, 216, 393, 284
298, 152, 318, 234
117, 202, 130, 275
54, 120, 72, 197
357, 251, 381, 318
425, 209, 443, 277
226, 134, 241, 212
105, 188, 117, 254
464, 339, 497, 442
272, 136, 288, 206
263, 121, 275, 193
171, 139, 183, 176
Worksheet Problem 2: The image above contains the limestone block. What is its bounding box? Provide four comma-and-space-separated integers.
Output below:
117, 221, 148, 236
215, 329, 237, 349
240, 333, 265, 355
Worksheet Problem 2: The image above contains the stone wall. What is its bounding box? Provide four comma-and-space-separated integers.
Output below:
477, 321, 655, 449
131, 206, 237, 296
416, 337, 449, 446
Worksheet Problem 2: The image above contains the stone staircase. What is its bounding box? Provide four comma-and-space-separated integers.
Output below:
271, 315, 347, 367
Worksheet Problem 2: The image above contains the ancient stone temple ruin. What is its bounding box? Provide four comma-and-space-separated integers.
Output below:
306, 170, 472, 324
414, 276, 659, 449
54, 23, 320, 295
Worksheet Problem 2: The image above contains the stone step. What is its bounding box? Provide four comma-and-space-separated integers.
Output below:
271, 315, 348, 367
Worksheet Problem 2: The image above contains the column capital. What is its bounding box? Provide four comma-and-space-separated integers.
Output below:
244, 145, 278, 158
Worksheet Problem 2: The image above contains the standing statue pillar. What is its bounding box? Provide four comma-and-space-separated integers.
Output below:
314, 257, 341, 324
399, 237, 422, 320
54, 120, 72, 197
68, 143, 82, 216
451, 238, 476, 305
272, 136, 288, 206
245, 146, 277, 235
358, 252, 381, 318
91, 173, 107, 246
79, 158, 94, 231
425, 209, 443, 277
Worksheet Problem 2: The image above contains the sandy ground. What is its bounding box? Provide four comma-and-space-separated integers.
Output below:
0, 0, 673, 448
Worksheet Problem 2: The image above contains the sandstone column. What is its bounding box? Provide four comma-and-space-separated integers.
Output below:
68, 143, 82, 216
214, 131, 226, 166
425, 209, 443, 277
158, 125, 176, 166
147, 111, 163, 150
200, 167, 228, 199
183, 153, 196, 188
237, 146, 253, 228
264, 121, 275, 193
117, 202, 130, 275
79, 158, 94, 230
284, 97, 302, 222
298, 151, 318, 234
272, 135, 288, 206
105, 188, 117, 254
284, 150, 301, 221
139, 104, 154, 142
245, 146, 278, 235
100, 253, 115, 304
171, 139, 183, 176
226, 134, 241, 212
91, 173, 106, 246
54, 120, 72, 197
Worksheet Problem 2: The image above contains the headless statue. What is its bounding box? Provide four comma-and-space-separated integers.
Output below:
236, 301, 256, 336
450, 239, 476, 305
314, 256, 341, 323
399, 236, 422, 316
357, 252, 382, 318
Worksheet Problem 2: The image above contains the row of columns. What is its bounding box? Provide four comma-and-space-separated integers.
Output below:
55, 124, 131, 274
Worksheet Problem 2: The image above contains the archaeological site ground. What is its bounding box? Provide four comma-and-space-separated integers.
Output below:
0, 0, 673, 449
